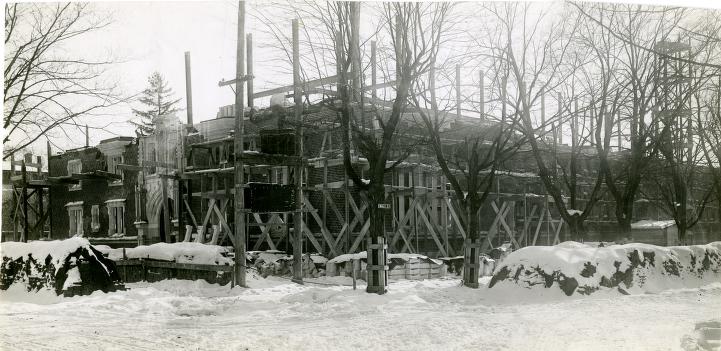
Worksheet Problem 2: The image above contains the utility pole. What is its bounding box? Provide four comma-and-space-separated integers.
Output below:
233, 0, 247, 288
292, 18, 304, 284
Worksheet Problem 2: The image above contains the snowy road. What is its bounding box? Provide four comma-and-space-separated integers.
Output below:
1, 277, 719, 351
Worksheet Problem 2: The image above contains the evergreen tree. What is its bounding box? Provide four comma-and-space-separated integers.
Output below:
131, 72, 181, 136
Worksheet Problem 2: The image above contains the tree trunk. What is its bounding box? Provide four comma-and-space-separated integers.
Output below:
566, 215, 587, 242
365, 184, 387, 294
462, 200, 481, 288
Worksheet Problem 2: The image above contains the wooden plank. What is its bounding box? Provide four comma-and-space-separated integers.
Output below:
481, 202, 510, 251
492, 201, 520, 249
553, 218, 563, 245
183, 198, 199, 228
322, 190, 345, 224
348, 219, 371, 253
212, 204, 237, 247
301, 224, 325, 254
390, 196, 419, 247
252, 213, 279, 251
446, 198, 467, 239
303, 196, 340, 257
253, 75, 339, 99
532, 206, 547, 246
415, 202, 448, 257
200, 198, 216, 229
390, 197, 419, 252
518, 205, 538, 247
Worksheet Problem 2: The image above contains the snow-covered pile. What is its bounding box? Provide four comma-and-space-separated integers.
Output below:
489, 241, 721, 296
105, 242, 232, 265
246, 251, 324, 278
0, 238, 121, 296
327, 251, 447, 280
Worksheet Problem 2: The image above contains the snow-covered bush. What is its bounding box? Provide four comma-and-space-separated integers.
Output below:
0, 238, 121, 296
489, 242, 721, 296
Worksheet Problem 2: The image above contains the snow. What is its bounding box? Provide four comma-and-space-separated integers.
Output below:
105, 242, 232, 265
0, 237, 93, 267
61, 267, 81, 291
328, 252, 443, 265
247, 250, 328, 265
631, 220, 676, 229
0, 277, 719, 350
491, 241, 721, 296
567, 209, 583, 215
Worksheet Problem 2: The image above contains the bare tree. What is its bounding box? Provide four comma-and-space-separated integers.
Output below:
258, 2, 455, 293
479, 2, 604, 240
3, 3, 123, 158
410, 62, 525, 287
334, 3, 455, 293
571, 3, 720, 239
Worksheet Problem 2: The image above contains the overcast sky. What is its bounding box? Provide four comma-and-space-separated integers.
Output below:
4, 0, 720, 159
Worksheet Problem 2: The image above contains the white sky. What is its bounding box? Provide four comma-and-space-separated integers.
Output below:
3, 0, 720, 158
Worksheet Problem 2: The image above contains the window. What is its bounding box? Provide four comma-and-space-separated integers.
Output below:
67, 159, 82, 175
91, 205, 100, 232
146, 143, 157, 174
67, 159, 82, 190
272, 167, 288, 184
66, 202, 84, 237
106, 199, 125, 236
107, 155, 124, 182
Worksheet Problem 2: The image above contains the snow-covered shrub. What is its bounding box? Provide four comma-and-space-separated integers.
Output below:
489, 242, 721, 296
0, 238, 121, 296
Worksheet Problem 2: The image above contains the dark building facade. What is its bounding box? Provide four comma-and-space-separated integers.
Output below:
48, 137, 138, 246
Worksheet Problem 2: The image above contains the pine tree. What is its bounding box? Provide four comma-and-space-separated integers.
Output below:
131, 72, 182, 136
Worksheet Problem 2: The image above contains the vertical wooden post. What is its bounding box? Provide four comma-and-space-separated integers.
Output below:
85, 125, 89, 147
233, 0, 247, 288
456, 64, 461, 118
292, 18, 304, 284
161, 176, 170, 242
37, 155, 44, 239
557, 92, 563, 145
479, 70, 485, 120
540, 87, 545, 132
22, 160, 29, 242
176, 124, 184, 241
573, 99, 578, 150
184, 52, 194, 127
350, 2, 361, 103
617, 112, 622, 152
247, 33, 254, 109
371, 41, 377, 102
501, 75, 507, 125
46, 141, 52, 239
11, 153, 18, 241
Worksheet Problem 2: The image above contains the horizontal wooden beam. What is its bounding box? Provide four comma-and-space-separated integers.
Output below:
253, 75, 340, 99
218, 75, 254, 87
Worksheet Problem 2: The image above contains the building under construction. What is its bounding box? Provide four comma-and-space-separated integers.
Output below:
8, 11, 720, 261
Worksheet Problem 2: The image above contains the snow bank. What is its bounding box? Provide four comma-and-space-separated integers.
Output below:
106, 242, 232, 265
489, 241, 721, 296
0, 238, 121, 296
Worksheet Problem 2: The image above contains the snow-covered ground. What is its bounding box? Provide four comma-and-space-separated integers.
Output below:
1, 276, 719, 350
